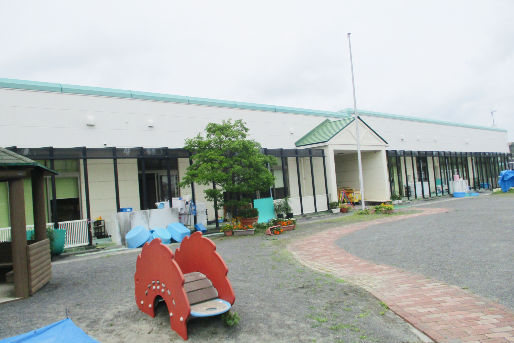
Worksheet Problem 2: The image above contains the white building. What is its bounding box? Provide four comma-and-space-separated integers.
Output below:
0, 78, 510, 232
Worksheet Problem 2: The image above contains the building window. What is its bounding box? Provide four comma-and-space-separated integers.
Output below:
138, 158, 180, 209
271, 157, 289, 199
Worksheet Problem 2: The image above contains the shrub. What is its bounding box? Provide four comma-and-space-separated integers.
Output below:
222, 311, 240, 327
238, 207, 259, 218
329, 201, 340, 210
356, 208, 372, 215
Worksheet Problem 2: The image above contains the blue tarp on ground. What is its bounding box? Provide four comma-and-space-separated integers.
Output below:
0, 318, 99, 343
499, 170, 514, 192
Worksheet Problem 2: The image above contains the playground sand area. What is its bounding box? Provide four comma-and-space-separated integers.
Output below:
0, 216, 423, 343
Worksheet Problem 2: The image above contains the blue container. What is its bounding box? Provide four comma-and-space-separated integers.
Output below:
126, 226, 151, 248
453, 192, 466, 198
152, 228, 171, 244
120, 207, 133, 212
166, 222, 191, 243
194, 223, 207, 234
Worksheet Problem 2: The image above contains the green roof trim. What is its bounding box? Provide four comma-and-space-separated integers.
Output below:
295, 118, 355, 147
0, 148, 57, 174
340, 108, 507, 133
0, 77, 341, 118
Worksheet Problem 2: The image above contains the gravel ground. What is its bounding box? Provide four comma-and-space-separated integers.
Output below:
0, 214, 422, 343
337, 194, 514, 311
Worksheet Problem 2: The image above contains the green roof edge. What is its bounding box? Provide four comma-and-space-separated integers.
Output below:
0, 77, 343, 119
340, 108, 507, 133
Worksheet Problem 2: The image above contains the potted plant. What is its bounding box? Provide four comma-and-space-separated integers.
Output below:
329, 201, 340, 214
280, 218, 296, 231
340, 203, 352, 213
391, 194, 402, 204
274, 201, 285, 219
283, 197, 294, 219
374, 203, 394, 214
266, 224, 284, 235
238, 207, 259, 226
220, 223, 234, 236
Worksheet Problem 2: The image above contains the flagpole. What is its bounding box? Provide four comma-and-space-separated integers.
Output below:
347, 33, 365, 210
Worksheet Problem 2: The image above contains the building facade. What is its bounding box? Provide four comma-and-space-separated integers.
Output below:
0, 78, 510, 230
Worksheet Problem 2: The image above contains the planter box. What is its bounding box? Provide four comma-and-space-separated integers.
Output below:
240, 217, 258, 226
233, 229, 255, 236
331, 208, 340, 214
223, 230, 233, 236
282, 224, 295, 231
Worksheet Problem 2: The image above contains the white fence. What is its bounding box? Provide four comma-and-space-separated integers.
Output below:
59, 219, 89, 248
0, 219, 89, 249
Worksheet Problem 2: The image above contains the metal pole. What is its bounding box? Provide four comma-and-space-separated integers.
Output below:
410, 152, 418, 199
113, 147, 120, 212
395, 152, 404, 198
140, 148, 148, 210
347, 32, 365, 210
280, 149, 288, 197
402, 154, 410, 200
309, 150, 317, 213
471, 154, 477, 190
49, 147, 58, 227
321, 150, 330, 209
437, 152, 444, 195
165, 148, 173, 208
295, 154, 304, 215
188, 155, 197, 225
82, 147, 93, 246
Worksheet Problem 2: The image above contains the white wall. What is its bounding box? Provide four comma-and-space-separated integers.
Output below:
0, 88, 327, 149
360, 115, 509, 153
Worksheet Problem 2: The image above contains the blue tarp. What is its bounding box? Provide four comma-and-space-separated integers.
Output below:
499, 170, 514, 192
0, 318, 99, 343
253, 197, 275, 223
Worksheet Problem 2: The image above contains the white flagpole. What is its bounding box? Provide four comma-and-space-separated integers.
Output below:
347, 33, 365, 210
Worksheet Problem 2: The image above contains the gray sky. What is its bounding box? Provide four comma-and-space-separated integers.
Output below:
1, 0, 513, 141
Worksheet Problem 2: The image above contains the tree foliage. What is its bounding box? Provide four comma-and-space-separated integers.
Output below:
179, 119, 275, 213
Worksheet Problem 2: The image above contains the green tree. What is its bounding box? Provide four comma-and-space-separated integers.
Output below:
179, 119, 276, 215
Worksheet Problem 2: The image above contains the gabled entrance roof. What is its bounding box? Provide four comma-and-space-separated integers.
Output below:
295, 117, 387, 147
295, 118, 355, 147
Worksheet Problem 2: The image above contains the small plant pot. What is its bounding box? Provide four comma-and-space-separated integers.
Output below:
331, 208, 340, 214
277, 214, 284, 219
224, 230, 233, 236
340, 207, 349, 213
233, 229, 255, 236
286, 213, 294, 219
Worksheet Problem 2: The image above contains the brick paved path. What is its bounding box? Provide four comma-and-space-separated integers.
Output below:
288, 208, 514, 343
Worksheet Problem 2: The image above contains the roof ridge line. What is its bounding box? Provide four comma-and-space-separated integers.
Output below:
0, 77, 348, 119
339, 108, 507, 133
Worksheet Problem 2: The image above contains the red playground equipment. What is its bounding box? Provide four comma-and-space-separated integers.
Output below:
134, 232, 236, 340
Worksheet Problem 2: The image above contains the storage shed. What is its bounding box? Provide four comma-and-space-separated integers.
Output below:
0, 148, 57, 298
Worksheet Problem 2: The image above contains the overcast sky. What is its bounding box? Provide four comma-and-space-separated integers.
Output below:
1, 0, 513, 141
